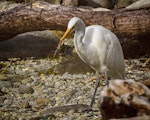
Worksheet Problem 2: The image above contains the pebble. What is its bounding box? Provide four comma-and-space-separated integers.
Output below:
0, 80, 12, 89
18, 85, 34, 94
20, 101, 30, 108
36, 97, 51, 106
3, 99, 13, 106
0, 96, 5, 106
0, 57, 149, 119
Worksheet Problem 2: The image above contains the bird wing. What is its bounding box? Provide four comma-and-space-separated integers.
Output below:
86, 25, 125, 79
105, 32, 125, 79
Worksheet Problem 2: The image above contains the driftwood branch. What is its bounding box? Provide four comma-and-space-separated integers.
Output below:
0, 1, 150, 42
98, 79, 150, 119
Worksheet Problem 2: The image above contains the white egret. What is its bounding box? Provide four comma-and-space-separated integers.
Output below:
55, 17, 125, 109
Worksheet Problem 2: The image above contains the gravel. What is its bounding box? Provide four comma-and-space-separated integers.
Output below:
0, 57, 149, 119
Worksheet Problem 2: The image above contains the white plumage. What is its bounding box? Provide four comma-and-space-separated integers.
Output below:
55, 17, 125, 109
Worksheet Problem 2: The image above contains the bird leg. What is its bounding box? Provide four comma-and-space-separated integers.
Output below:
87, 71, 109, 111
105, 71, 109, 85
105, 71, 110, 86
89, 72, 100, 110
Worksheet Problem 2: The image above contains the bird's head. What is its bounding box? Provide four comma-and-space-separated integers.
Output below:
54, 17, 84, 57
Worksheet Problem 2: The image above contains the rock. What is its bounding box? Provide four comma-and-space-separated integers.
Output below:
20, 101, 30, 108
53, 56, 94, 74
137, 77, 150, 88
98, 79, 150, 119
0, 1, 21, 12
0, 81, 12, 89
62, 0, 78, 6
36, 97, 51, 105
34, 97, 51, 109
111, 115, 150, 120
115, 0, 138, 9
54, 0, 62, 4
126, 0, 150, 10
87, 0, 117, 9
19, 85, 34, 94
92, 7, 111, 11
121, 38, 145, 59
3, 99, 13, 106
0, 30, 59, 58
39, 104, 89, 115
54, 0, 87, 6
0, 90, 7, 96
78, 0, 87, 6
0, 96, 5, 106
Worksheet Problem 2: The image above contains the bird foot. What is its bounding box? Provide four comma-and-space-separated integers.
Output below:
82, 106, 93, 112
82, 105, 98, 113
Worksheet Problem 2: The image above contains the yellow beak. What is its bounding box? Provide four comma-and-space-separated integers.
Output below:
54, 28, 72, 57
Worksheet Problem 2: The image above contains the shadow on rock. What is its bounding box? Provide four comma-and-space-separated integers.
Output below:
0, 31, 59, 58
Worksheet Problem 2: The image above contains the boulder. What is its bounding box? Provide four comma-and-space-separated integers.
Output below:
0, 30, 59, 58
53, 56, 94, 74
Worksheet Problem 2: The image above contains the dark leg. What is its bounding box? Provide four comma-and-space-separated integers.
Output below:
89, 72, 100, 110
105, 71, 109, 85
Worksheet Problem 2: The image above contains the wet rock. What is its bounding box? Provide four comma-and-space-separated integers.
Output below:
19, 85, 34, 94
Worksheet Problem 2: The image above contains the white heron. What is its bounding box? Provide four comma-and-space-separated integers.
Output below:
55, 17, 125, 109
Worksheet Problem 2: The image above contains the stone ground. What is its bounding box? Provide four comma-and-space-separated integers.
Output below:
0, 56, 149, 120
0, 0, 150, 119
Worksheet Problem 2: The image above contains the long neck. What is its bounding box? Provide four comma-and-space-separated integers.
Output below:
73, 26, 87, 60
74, 29, 84, 48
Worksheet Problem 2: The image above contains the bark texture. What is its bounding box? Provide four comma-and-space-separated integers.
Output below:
0, 1, 150, 58
0, 1, 150, 42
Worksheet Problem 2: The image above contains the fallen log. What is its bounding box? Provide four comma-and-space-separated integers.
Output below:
0, 1, 150, 42
0, 1, 150, 58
